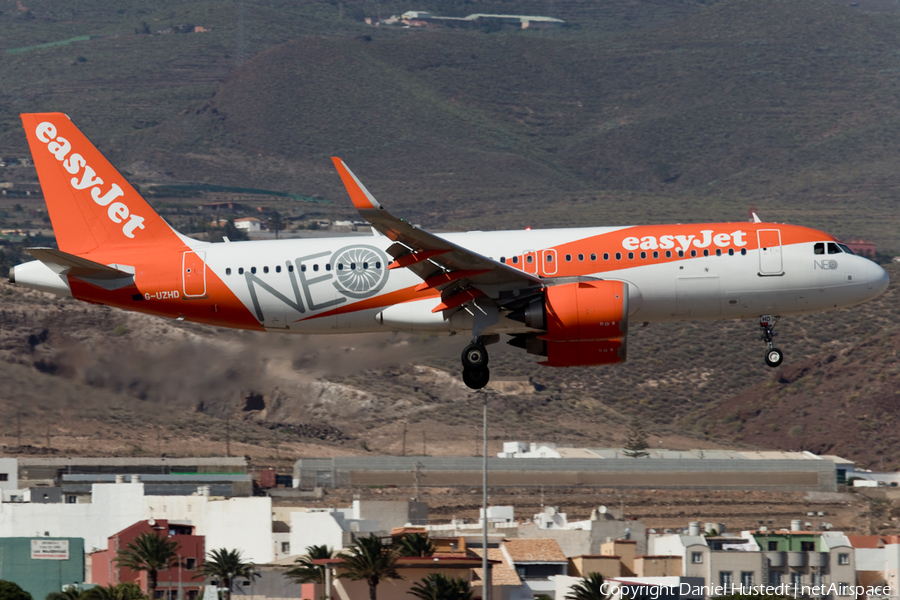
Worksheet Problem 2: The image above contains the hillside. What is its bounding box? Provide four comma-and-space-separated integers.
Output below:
1, 262, 898, 469
1, 1, 899, 249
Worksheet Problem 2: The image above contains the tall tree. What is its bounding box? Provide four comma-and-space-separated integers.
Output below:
199, 548, 259, 600
82, 583, 145, 600
396, 532, 435, 558
285, 544, 334, 584
409, 573, 473, 600
337, 534, 402, 600
114, 532, 181, 599
0, 581, 32, 600
622, 418, 650, 458
565, 573, 609, 600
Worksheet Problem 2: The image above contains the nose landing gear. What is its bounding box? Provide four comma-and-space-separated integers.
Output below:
461, 337, 492, 390
760, 315, 783, 368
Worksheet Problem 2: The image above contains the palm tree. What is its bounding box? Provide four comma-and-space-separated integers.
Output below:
114, 532, 181, 599
396, 533, 435, 558
81, 583, 145, 600
199, 548, 259, 600
566, 573, 609, 600
409, 573, 473, 600
285, 544, 334, 584
337, 534, 402, 600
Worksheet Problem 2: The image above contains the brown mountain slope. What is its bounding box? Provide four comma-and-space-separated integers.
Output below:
703, 326, 900, 469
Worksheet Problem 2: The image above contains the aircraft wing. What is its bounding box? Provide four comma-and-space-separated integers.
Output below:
332, 158, 541, 311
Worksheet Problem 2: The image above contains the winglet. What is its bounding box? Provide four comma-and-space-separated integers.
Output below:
331, 157, 383, 211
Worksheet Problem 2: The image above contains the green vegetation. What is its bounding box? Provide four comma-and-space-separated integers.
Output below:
285, 544, 335, 585
565, 573, 609, 600
0, 582, 31, 600
396, 532, 436, 557
337, 534, 402, 600
199, 548, 259, 600
114, 532, 180, 600
409, 573, 474, 600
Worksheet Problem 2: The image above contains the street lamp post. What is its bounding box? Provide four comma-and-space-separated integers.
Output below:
481, 392, 491, 600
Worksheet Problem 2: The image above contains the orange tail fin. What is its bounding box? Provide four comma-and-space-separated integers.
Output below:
21, 113, 179, 255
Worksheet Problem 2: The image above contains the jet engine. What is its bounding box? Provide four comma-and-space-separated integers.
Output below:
508, 280, 628, 367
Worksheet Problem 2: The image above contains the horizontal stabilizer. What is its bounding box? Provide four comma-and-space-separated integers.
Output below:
25, 247, 133, 281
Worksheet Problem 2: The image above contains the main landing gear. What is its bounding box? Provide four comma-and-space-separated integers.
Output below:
461, 337, 491, 390
760, 315, 784, 368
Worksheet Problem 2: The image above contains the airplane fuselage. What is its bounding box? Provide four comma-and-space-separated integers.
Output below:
15, 222, 888, 337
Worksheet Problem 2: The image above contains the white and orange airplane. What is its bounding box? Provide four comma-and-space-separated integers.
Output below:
9, 113, 890, 389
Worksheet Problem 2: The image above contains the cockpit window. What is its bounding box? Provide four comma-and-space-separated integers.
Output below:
837, 243, 855, 255
827, 242, 841, 254
814, 243, 825, 255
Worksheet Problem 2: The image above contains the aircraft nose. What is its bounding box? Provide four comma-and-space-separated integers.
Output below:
866, 260, 890, 298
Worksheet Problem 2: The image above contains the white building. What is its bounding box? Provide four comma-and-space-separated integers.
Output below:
0, 458, 18, 501
234, 217, 262, 232
0, 481, 273, 563
288, 500, 421, 554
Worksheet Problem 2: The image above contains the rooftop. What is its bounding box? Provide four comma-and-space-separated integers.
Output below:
503, 538, 567, 563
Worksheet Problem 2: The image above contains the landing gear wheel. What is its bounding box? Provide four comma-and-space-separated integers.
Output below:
461, 343, 489, 369
462, 366, 490, 390
765, 348, 784, 368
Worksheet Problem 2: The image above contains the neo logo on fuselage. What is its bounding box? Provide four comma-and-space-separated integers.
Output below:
244, 244, 390, 324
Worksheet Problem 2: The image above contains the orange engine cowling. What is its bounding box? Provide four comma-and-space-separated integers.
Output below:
508, 280, 628, 367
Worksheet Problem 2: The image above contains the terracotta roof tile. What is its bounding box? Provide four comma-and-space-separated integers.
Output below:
503, 538, 567, 562
471, 548, 522, 587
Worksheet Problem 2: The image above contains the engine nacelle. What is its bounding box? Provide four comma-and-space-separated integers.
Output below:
508, 280, 628, 367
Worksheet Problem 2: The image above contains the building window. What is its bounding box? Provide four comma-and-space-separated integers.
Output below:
185, 557, 196, 570
791, 572, 802, 589
741, 572, 754, 588
0, 474, 8, 481
719, 572, 733, 587
282, 542, 290, 554
801, 541, 815, 552
768, 571, 782, 586
691, 552, 703, 564
66, 495, 77, 504
838, 553, 850, 565
768, 541, 778, 551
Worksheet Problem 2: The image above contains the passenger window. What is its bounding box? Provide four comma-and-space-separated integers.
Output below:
238, 267, 244, 275
703, 249, 709, 257
512, 256, 519, 264
666, 251, 672, 258
715, 249, 721, 256
500, 257, 506, 264
628, 252, 634, 259
741, 248, 747, 255
338, 263, 344, 271
691, 250, 697, 257
603, 253, 609, 260
615, 252, 621, 260
678, 250, 684, 258
814, 243, 825, 255
326, 264, 332, 271
577, 254, 584, 261
590, 253, 596, 261
640, 251, 646, 259
313, 264, 319, 272
546, 255, 553, 263
566, 254, 572, 262
363, 262, 368, 269
226, 268, 231, 275
526, 256, 533, 264
251, 267, 257, 274
299, 264, 304, 272
828, 243, 840, 254
653, 251, 659, 259
728, 249, 734, 256
276, 265, 281, 273
376, 262, 382, 269
263, 266, 269, 273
